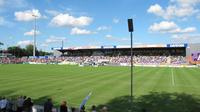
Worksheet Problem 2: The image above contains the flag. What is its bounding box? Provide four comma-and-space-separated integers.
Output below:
79, 92, 92, 110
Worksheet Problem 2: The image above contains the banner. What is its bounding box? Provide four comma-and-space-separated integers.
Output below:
192, 52, 200, 62
79, 92, 92, 110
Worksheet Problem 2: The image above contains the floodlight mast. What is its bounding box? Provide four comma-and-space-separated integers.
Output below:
32, 14, 38, 57
128, 19, 134, 112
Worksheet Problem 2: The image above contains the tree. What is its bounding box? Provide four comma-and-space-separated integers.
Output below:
25, 44, 40, 56
26, 44, 34, 56
0, 42, 3, 56
7, 44, 51, 57
7, 46, 26, 57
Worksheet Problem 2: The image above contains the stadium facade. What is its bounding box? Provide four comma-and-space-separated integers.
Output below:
52, 43, 200, 64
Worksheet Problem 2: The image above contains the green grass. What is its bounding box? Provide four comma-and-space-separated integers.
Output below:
0, 64, 200, 110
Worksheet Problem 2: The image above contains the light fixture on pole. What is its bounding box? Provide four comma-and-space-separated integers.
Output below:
32, 14, 38, 57
128, 18, 134, 112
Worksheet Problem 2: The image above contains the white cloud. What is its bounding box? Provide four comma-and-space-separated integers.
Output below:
149, 21, 178, 32
15, 9, 41, 22
179, 27, 196, 33
147, 1, 199, 19
197, 14, 200, 20
105, 34, 113, 39
45, 9, 60, 16
147, 4, 164, 17
50, 13, 93, 27
133, 42, 143, 45
0, 16, 13, 26
0, 0, 28, 8
17, 40, 33, 46
12, 0, 28, 8
70, 27, 96, 35
0, 17, 6, 25
40, 43, 48, 47
97, 26, 111, 31
171, 34, 200, 43
149, 21, 196, 33
105, 34, 129, 41
0, 0, 4, 6
121, 38, 130, 41
165, 27, 196, 33
113, 18, 120, 24
45, 36, 67, 44
170, 0, 200, 7
42, 15, 48, 19
24, 29, 40, 36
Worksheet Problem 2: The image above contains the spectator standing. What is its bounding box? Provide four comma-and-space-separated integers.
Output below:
71, 107, 75, 112
17, 96, 24, 112
101, 106, 108, 112
44, 98, 53, 112
60, 101, 68, 112
0, 97, 8, 112
80, 105, 86, 112
6, 98, 13, 112
23, 97, 33, 112
12, 98, 18, 112
91, 105, 97, 112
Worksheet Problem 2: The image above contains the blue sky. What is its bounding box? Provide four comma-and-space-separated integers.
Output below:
0, 0, 200, 51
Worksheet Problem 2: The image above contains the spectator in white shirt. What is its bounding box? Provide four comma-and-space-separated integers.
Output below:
0, 97, 8, 112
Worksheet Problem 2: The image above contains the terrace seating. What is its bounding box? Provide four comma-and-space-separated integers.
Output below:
0, 56, 187, 65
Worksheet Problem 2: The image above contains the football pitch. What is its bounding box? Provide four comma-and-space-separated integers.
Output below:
0, 64, 200, 111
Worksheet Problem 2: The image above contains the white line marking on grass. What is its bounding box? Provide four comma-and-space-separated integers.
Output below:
171, 68, 175, 86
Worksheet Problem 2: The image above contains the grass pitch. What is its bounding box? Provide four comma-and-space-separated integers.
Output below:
0, 64, 200, 108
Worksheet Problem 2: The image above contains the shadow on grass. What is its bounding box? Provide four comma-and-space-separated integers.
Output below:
0, 90, 18, 98
97, 92, 200, 112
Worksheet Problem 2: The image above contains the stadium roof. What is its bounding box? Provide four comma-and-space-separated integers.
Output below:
52, 43, 188, 50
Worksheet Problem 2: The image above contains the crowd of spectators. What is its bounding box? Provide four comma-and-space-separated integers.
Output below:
0, 96, 33, 112
0, 57, 65, 64
0, 55, 187, 65
0, 96, 107, 112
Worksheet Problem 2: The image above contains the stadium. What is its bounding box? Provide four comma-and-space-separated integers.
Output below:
1, 0, 200, 112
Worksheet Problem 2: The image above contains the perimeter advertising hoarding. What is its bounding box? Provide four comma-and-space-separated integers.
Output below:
167, 43, 188, 48
192, 52, 200, 62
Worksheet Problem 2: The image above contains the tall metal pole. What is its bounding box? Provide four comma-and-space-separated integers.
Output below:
62, 40, 64, 48
33, 15, 37, 57
128, 19, 134, 112
130, 31, 133, 105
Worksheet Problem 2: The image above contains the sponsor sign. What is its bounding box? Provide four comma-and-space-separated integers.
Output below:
167, 43, 188, 48
192, 52, 200, 61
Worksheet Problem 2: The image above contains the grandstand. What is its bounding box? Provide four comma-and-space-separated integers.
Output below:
1, 43, 199, 66
52, 43, 200, 66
